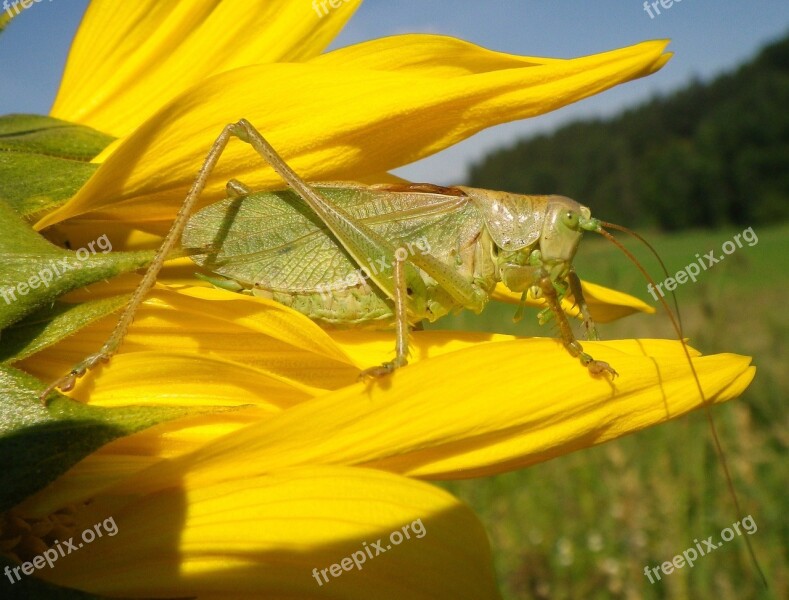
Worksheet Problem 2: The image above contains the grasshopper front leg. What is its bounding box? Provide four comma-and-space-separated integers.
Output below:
567, 269, 599, 341
539, 275, 617, 378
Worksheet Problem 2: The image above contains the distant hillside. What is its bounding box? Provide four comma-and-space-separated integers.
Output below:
467, 32, 789, 230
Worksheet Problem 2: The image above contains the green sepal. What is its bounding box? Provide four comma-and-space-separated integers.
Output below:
0, 296, 130, 364
0, 152, 98, 219
0, 113, 112, 220
0, 364, 205, 513
0, 114, 114, 161
0, 200, 153, 331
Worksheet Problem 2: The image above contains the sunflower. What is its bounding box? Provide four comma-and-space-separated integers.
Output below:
0, 1, 754, 598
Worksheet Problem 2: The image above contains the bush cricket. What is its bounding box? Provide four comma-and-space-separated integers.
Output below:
36, 119, 765, 584
40, 118, 623, 396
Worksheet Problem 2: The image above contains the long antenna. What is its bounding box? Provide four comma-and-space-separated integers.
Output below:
600, 221, 683, 331
596, 224, 766, 588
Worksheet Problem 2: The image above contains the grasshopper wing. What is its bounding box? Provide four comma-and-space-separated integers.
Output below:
182, 184, 484, 296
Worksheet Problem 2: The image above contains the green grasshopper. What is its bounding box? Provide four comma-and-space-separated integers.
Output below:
37, 121, 767, 584
41, 119, 620, 398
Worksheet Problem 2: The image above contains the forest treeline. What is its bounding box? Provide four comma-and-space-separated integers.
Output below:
467, 32, 789, 230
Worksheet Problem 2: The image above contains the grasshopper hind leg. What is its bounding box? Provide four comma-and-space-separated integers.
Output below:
359, 252, 410, 379
40, 122, 242, 402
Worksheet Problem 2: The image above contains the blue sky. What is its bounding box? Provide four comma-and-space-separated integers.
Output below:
1, 0, 788, 182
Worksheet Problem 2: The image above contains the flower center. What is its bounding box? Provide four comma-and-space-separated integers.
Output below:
0, 506, 79, 563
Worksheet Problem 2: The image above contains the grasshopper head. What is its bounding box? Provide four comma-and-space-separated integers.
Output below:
539, 196, 598, 265
497, 196, 600, 292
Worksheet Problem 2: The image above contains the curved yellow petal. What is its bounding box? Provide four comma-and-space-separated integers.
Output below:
113, 338, 753, 494
35, 467, 501, 600
9, 289, 511, 519
20, 282, 536, 405
491, 279, 655, 323
15, 408, 266, 519
310, 33, 564, 74
19, 284, 356, 402
575, 279, 656, 320
36, 38, 670, 230
312, 33, 670, 76
63, 351, 325, 408
51, 0, 362, 136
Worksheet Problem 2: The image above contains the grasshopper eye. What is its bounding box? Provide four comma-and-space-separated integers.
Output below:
561, 210, 581, 230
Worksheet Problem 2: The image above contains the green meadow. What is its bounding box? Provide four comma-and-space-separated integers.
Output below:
429, 223, 788, 599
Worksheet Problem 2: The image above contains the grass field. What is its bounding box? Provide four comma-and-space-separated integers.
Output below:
427, 223, 788, 599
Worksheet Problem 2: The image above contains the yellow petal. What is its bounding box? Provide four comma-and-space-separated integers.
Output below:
310, 33, 567, 74
15, 408, 266, 519
19, 284, 357, 403
64, 351, 325, 408
574, 279, 656, 321
113, 338, 753, 494
491, 279, 655, 323
36, 38, 670, 230
35, 466, 501, 600
51, 0, 362, 136
14, 288, 516, 518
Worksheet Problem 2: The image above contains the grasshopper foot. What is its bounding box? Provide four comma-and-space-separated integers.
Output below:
587, 360, 618, 378
358, 357, 407, 380
579, 352, 618, 378
39, 351, 109, 404
359, 363, 395, 379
